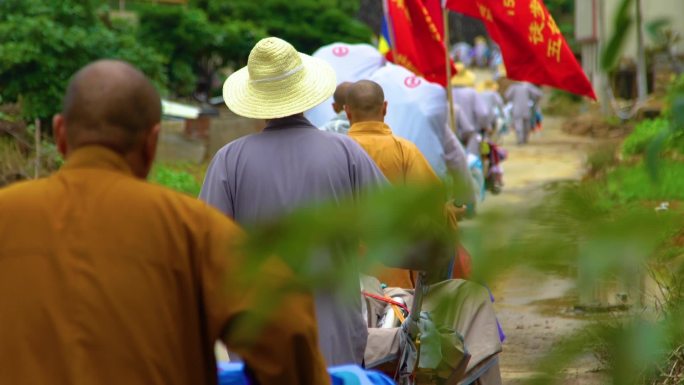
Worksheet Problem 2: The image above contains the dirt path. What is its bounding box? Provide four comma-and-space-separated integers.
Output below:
475, 117, 606, 384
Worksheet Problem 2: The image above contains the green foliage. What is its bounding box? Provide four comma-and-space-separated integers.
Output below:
621, 75, 684, 159
0, 0, 371, 118
646, 18, 672, 43
601, 0, 635, 71
642, 75, 684, 179
664, 74, 684, 119
150, 164, 202, 196
0, 0, 166, 121
495, 175, 683, 383
621, 118, 670, 156
604, 160, 684, 204
544, 0, 573, 14
196, 0, 372, 54
136, 4, 265, 96
240, 183, 455, 292
545, 0, 576, 50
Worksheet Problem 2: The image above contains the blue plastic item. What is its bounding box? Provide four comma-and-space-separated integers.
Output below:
217, 362, 249, 385
217, 362, 395, 385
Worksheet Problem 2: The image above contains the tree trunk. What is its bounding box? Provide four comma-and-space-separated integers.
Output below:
635, 0, 648, 101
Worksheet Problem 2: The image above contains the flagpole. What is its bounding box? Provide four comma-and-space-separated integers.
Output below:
442, 4, 457, 136
382, 0, 400, 62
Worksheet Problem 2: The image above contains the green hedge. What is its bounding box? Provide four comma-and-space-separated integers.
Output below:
150, 165, 201, 196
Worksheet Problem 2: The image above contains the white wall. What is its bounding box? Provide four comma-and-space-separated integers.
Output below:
603, 0, 684, 59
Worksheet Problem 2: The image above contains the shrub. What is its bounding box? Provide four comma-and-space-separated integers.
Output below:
621, 118, 670, 157
604, 160, 684, 204
150, 165, 201, 196
543, 89, 583, 116
663, 74, 684, 118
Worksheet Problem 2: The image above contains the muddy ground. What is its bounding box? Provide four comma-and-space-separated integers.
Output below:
476, 117, 608, 384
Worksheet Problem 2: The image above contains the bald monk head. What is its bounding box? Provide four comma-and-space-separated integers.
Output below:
331, 82, 353, 114
53, 60, 162, 179
344, 80, 387, 125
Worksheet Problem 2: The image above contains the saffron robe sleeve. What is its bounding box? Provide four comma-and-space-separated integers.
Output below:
202, 210, 331, 385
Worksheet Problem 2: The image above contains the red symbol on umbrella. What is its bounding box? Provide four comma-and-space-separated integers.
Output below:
332, 46, 349, 57
404, 76, 422, 88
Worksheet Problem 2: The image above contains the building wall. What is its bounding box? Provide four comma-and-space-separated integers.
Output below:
576, 0, 683, 105
603, 0, 684, 60
157, 109, 263, 164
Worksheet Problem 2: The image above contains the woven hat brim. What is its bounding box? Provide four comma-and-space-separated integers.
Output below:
223, 54, 336, 119
451, 71, 476, 87
476, 82, 499, 92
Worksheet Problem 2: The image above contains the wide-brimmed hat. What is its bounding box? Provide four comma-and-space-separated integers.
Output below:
497, 63, 508, 78
476, 79, 499, 92
451, 63, 476, 87
223, 37, 336, 119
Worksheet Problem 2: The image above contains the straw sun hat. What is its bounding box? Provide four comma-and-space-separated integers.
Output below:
476, 79, 499, 92
223, 37, 336, 119
451, 63, 476, 87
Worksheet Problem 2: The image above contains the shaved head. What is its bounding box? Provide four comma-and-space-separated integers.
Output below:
333, 82, 352, 106
54, 60, 162, 179
331, 82, 353, 113
61, 60, 161, 153
345, 80, 386, 122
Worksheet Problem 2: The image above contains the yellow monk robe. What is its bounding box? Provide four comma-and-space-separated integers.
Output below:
348, 121, 442, 288
0, 146, 329, 385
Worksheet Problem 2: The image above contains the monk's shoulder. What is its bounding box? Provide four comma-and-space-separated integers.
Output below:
135, 178, 204, 209
136, 179, 239, 230
394, 136, 423, 156
327, 131, 367, 152
0, 178, 50, 207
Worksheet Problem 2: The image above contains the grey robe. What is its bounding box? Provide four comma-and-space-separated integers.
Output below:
452, 87, 489, 132
479, 90, 505, 128
200, 115, 387, 366
505, 83, 543, 119
441, 121, 477, 206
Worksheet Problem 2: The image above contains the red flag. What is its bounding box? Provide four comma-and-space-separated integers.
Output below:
385, 0, 456, 87
445, 0, 596, 99
423, 0, 445, 36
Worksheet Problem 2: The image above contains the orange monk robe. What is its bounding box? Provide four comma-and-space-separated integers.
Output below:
0, 146, 330, 385
348, 121, 444, 288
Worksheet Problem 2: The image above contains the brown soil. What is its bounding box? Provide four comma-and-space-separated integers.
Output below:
561, 113, 633, 139
475, 117, 608, 384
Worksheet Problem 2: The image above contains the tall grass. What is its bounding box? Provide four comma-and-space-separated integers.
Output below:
0, 138, 29, 180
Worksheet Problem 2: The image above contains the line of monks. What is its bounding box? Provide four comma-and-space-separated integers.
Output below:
0, 37, 501, 385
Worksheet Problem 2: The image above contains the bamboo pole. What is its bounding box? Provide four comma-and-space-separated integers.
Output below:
34, 118, 41, 178
443, 6, 457, 136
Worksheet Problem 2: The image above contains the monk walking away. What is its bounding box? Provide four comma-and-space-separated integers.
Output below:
0, 60, 329, 385
320, 81, 353, 134
505, 81, 543, 145
345, 80, 462, 288
201, 37, 387, 366
346, 80, 440, 186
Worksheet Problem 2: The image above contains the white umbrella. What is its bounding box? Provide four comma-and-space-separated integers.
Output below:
305, 42, 385, 127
